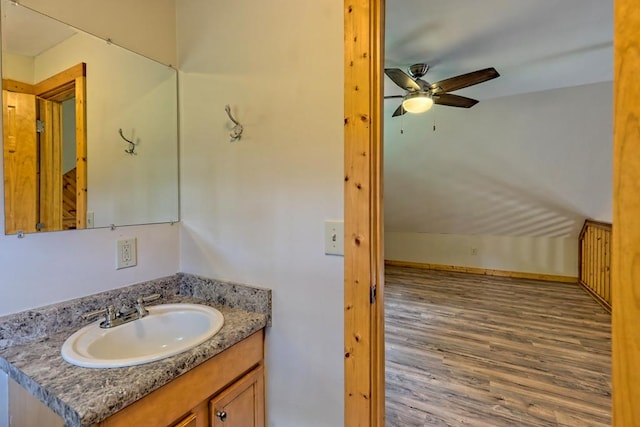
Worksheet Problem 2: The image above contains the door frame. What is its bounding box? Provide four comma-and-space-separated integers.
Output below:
612, 0, 640, 423
35, 63, 87, 230
343, 1, 385, 426
2, 63, 87, 231
344, 1, 639, 425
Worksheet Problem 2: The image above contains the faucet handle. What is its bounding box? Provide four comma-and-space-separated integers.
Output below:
138, 293, 161, 304
135, 293, 161, 317
82, 305, 116, 324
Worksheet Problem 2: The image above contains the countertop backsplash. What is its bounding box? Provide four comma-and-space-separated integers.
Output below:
0, 276, 180, 350
0, 273, 272, 349
178, 273, 272, 326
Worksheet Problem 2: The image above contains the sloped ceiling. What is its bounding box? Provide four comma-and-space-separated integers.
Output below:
384, 0, 613, 238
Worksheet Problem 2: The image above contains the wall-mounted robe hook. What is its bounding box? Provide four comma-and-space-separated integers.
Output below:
119, 128, 138, 155
225, 105, 243, 142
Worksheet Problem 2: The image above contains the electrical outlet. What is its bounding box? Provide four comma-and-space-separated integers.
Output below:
116, 237, 137, 269
324, 220, 344, 256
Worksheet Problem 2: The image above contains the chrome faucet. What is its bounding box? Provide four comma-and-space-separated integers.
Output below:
82, 305, 117, 328
82, 293, 161, 329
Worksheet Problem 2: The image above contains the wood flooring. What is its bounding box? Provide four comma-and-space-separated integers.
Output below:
385, 267, 611, 427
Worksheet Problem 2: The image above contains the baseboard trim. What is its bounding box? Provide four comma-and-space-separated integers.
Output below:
384, 260, 578, 284
577, 280, 612, 313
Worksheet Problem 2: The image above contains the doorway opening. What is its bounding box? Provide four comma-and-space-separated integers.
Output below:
2, 62, 87, 234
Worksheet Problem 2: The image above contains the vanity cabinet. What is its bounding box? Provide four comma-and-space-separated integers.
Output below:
96, 329, 264, 427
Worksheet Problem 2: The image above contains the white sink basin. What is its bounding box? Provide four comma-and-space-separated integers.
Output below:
61, 303, 224, 368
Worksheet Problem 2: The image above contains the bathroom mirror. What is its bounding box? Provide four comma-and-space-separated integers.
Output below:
1, 0, 179, 235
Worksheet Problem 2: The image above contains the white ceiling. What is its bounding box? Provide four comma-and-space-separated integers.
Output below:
384, 0, 613, 101
1, 0, 76, 57
383, 1, 613, 239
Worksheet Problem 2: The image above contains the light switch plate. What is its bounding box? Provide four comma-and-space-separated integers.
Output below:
324, 220, 344, 256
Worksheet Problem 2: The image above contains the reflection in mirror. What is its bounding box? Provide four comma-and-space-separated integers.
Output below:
3, 62, 87, 234
1, 0, 179, 235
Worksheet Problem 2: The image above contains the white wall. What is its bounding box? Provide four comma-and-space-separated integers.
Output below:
386, 232, 578, 276
176, 1, 344, 426
1, 52, 33, 82
0, 1, 179, 316
384, 82, 612, 275
34, 32, 179, 227
0, 224, 179, 315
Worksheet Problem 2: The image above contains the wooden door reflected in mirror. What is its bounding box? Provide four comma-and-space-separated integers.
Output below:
3, 63, 86, 234
2, 0, 179, 234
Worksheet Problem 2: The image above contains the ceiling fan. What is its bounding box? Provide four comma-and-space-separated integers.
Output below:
384, 64, 500, 116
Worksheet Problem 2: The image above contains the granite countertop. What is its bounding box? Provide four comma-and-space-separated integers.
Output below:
0, 275, 271, 427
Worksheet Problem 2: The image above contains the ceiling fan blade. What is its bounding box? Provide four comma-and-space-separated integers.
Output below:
430, 67, 499, 94
433, 93, 479, 108
384, 95, 404, 99
385, 68, 421, 91
392, 104, 406, 117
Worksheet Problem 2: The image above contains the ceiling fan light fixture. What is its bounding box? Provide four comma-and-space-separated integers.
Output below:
402, 92, 434, 113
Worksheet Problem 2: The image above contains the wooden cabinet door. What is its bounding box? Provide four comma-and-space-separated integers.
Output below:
210, 366, 264, 427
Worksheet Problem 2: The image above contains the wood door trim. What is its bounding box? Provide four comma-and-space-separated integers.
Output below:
612, 0, 640, 423
36, 64, 87, 230
74, 74, 87, 229
34, 63, 85, 99
344, 0, 385, 425
2, 79, 35, 94
1, 61, 84, 99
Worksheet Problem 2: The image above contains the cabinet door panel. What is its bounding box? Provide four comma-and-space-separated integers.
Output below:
210, 366, 264, 427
